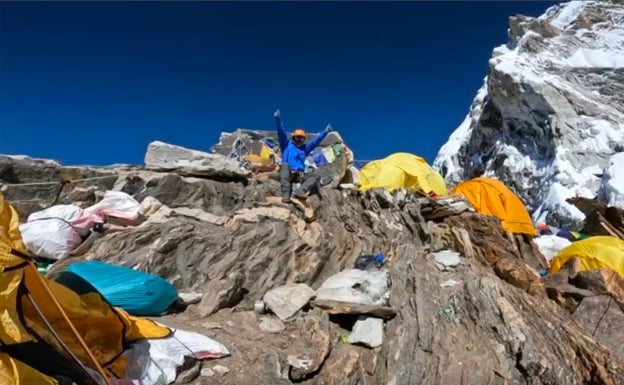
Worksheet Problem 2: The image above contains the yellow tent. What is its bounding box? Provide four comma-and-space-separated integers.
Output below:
358, 153, 447, 196
452, 177, 536, 236
0, 192, 170, 384
549, 236, 624, 276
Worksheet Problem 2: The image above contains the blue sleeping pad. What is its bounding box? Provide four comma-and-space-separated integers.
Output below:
64, 261, 178, 316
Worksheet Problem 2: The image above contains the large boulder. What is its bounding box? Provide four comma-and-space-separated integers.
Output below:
144, 141, 250, 180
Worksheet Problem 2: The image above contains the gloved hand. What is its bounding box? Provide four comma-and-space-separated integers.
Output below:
324, 124, 333, 133
274, 109, 281, 119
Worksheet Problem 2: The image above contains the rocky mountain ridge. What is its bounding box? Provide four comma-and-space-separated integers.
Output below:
2, 150, 624, 384
434, 0, 624, 229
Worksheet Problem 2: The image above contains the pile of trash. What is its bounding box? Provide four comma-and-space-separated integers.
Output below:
1, 190, 230, 385
19, 191, 140, 261
258, 253, 392, 349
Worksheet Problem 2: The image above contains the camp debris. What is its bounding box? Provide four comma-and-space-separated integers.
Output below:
314, 268, 391, 348
211, 128, 358, 187
58, 261, 179, 316
358, 152, 447, 196
549, 236, 624, 277
18, 191, 141, 261
19, 204, 104, 260
0, 191, 228, 385
452, 177, 537, 236
122, 328, 229, 385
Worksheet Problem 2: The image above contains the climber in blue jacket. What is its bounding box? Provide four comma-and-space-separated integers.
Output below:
274, 109, 332, 203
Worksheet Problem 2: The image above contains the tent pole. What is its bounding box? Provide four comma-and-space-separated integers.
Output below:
26, 292, 106, 385
26, 261, 114, 385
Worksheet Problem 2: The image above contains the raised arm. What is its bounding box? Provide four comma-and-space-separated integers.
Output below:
274, 109, 288, 150
304, 124, 332, 154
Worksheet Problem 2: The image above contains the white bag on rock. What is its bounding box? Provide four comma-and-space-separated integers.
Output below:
19, 205, 103, 260
315, 269, 388, 306
86, 191, 141, 221
122, 328, 230, 385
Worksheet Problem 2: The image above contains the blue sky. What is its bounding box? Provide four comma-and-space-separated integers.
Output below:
0, 1, 560, 166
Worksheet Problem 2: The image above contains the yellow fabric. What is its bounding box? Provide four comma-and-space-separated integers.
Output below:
0, 353, 59, 385
452, 177, 536, 236
358, 153, 448, 195
549, 236, 624, 276
0, 191, 170, 379
260, 144, 273, 160
245, 154, 275, 172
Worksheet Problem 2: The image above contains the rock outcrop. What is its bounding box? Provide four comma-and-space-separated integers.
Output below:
434, 0, 624, 230
211, 129, 357, 188
2, 152, 624, 385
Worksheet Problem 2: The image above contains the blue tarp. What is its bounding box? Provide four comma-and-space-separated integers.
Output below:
310, 149, 328, 167
64, 261, 178, 316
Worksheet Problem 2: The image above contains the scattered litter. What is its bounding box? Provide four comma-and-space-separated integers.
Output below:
263, 283, 316, 320
354, 252, 385, 271
347, 316, 384, 348
441, 296, 460, 324
85, 190, 141, 222
259, 316, 286, 333
441, 279, 459, 287
123, 328, 229, 385
19, 204, 103, 260
254, 299, 267, 314
434, 250, 461, 271
316, 269, 388, 306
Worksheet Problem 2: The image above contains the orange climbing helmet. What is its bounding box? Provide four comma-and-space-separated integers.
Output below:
292, 128, 306, 139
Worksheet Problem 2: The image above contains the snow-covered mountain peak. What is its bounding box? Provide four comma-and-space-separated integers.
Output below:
434, 0, 624, 229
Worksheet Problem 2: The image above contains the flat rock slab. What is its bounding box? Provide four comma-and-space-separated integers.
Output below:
144, 141, 250, 179
263, 283, 316, 320
347, 316, 384, 348
259, 317, 286, 333
310, 299, 396, 319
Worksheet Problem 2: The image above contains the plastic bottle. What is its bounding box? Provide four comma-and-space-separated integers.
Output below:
354, 252, 385, 270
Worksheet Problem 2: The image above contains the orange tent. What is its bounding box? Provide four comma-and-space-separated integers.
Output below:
452, 177, 536, 236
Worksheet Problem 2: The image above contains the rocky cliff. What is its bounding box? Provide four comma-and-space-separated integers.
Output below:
434, 0, 624, 229
2, 151, 624, 385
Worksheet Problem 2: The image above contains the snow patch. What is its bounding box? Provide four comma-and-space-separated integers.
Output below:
578, 119, 624, 153
533, 182, 587, 224
434, 115, 472, 176
549, 1, 589, 29
597, 152, 624, 209
566, 48, 624, 68
534, 235, 572, 263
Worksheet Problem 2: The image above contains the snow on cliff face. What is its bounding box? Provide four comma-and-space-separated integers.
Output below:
434, 0, 624, 229
597, 152, 624, 209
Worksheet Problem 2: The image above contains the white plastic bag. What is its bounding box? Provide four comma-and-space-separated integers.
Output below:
19, 205, 103, 260
315, 269, 388, 306
123, 328, 230, 385
86, 191, 141, 221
